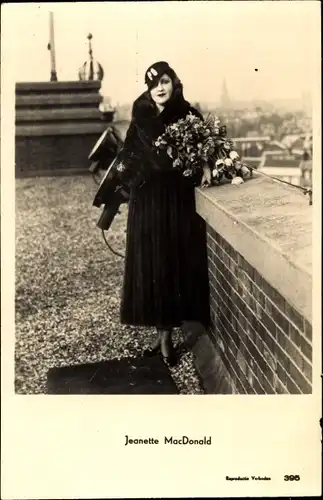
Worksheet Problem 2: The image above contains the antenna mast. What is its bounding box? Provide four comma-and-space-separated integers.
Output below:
48, 12, 58, 81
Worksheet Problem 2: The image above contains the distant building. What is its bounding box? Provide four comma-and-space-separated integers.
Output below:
232, 136, 286, 167
220, 78, 231, 109
258, 152, 302, 186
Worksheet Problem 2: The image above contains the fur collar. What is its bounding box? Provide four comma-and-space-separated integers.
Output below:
131, 91, 193, 138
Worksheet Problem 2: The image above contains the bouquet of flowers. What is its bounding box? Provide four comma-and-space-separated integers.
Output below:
154, 112, 252, 186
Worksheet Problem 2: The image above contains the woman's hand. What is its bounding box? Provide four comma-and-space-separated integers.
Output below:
200, 165, 212, 188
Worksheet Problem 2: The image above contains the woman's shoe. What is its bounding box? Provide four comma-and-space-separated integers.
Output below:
161, 346, 177, 367
159, 329, 177, 367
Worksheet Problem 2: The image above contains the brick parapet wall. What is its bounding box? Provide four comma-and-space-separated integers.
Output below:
191, 174, 313, 394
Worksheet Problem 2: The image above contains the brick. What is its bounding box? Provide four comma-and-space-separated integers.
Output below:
237, 254, 252, 280
222, 251, 230, 270
274, 378, 289, 394
276, 362, 288, 385
285, 303, 304, 332
243, 304, 254, 325
254, 366, 276, 394
240, 271, 253, 294
210, 228, 216, 240
286, 374, 302, 394
242, 259, 255, 282
284, 338, 304, 372
253, 300, 263, 320
274, 343, 290, 372
254, 331, 264, 352
215, 232, 222, 245
244, 335, 258, 362
276, 326, 288, 350
253, 348, 268, 373
288, 322, 302, 348
257, 323, 274, 353
243, 386, 256, 395
237, 295, 250, 321
235, 280, 244, 296
216, 258, 225, 276
261, 310, 277, 338
222, 278, 232, 297
302, 357, 312, 383
226, 269, 236, 289
271, 306, 289, 335
262, 280, 286, 314
303, 319, 312, 341
222, 239, 232, 258
263, 346, 278, 371
235, 265, 244, 282
229, 328, 240, 349
253, 285, 266, 308
254, 270, 264, 289
289, 361, 312, 394
247, 325, 258, 346
215, 247, 224, 264
231, 314, 238, 332
229, 247, 239, 264
264, 297, 273, 315
263, 364, 275, 387
237, 310, 247, 331
208, 238, 215, 253
232, 375, 247, 394
251, 375, 266, 394
241, 289, 252, 309
299, 336, 312, 362
230, 341, 239, 358
250, 311, 261, 332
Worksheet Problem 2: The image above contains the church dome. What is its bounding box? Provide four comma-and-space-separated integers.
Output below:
79, 33, 104, 82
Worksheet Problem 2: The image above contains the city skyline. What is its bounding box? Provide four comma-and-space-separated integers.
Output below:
4, 2, 319, 106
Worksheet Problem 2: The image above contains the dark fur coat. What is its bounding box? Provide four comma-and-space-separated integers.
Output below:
119, 91, 210, 329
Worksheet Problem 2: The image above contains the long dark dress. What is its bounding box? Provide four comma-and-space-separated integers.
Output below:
119, 91, 210, 329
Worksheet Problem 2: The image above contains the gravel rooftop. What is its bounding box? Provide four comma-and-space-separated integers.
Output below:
15, 175, 204, 395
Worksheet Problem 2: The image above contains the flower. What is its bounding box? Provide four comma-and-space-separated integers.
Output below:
241, 165, 251, 177
167, 146, 174, 158
229, 151, 239, 161
224, 158, 233, 167
231, 176, 244, 185
117, 162, 126, 172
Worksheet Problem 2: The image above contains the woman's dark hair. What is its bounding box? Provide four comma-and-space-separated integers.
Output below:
147, 69, 189, 111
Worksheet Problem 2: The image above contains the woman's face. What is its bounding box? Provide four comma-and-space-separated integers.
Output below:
150, 73, 173, 106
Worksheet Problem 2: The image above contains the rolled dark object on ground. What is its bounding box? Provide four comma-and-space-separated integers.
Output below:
96, 187, 130, 230
96, 199, 121, 231
89, 160, 100, 174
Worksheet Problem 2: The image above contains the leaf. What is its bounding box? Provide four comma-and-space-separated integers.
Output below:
167, 146, 173, 158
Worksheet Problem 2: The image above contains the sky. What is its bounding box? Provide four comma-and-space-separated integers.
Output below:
3, 1, 320, 106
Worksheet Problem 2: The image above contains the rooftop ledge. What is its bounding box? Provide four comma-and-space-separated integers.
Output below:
195, 174, 312, 323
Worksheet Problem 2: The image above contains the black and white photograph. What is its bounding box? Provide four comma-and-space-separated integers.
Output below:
11, 1, 316, 396
1, 1, 321, 498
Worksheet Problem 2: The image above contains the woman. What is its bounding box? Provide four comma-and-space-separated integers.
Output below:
119, 61, 211, 366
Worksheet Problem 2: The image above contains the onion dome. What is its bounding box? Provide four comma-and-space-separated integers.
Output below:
79, 33, 104, 81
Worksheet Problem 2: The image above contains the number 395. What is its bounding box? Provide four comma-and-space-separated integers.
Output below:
284, 475, 300, 481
